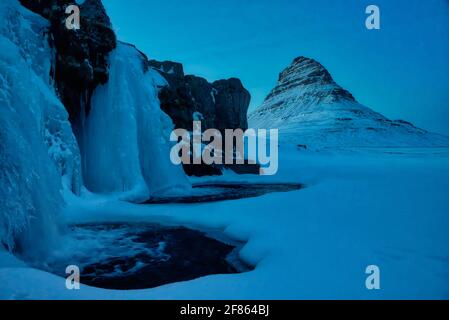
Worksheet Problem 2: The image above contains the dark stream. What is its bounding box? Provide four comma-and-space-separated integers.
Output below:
36, 223, 249, 290
145, 182, 303, 204
30, 183, 301, 290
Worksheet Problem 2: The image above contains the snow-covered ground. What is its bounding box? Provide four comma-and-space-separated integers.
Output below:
1, 146, 448, 299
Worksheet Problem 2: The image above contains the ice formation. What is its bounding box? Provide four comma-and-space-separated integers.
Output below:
79, 42, 190, 201
1, 0, 189, 258
0, 0, 81, 256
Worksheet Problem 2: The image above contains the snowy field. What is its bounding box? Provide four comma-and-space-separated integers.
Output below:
1, 146, 448, 300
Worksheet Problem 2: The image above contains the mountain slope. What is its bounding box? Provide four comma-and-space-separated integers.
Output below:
249, 57, 449, 148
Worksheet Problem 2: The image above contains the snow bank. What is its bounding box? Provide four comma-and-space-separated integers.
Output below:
0, 0, 81, 256
2, 148, 448, 299
80, 42, 189, 201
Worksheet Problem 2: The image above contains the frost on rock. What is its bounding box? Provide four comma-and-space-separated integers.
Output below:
0, 0, 81, 255
80, 43, 190, 201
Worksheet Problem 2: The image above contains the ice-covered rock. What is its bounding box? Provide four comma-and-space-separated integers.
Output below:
0, 0, 81, 255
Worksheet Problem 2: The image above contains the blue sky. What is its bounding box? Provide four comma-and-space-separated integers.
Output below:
103, 0, 449, 135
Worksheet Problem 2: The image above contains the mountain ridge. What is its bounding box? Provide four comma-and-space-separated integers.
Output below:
249, 56, 449, 148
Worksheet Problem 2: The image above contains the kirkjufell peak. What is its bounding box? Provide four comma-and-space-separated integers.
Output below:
249, 57, 449, 148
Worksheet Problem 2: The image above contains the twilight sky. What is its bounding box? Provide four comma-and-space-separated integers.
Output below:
103, 0, 449, 135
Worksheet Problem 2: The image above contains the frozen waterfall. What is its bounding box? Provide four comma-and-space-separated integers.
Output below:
0, 0, 189, 258
0, 0, 81, 256
79, 43, 190, 201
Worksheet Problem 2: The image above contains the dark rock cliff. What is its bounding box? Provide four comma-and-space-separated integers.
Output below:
148, 60, 256, 176
148, 60, 251, 133
18, 0, 257, 176
212, 78, 250, 132
19, 0, 116, 122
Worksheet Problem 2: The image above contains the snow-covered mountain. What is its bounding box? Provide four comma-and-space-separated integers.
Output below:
249, 56, 449, 148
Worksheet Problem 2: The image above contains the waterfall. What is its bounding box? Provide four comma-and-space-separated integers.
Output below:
1, 0, 189, 258
81, 43, 190, 201
0, 0, 81, 256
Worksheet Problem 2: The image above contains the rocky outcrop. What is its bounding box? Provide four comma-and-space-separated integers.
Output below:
213, 78, 250, 132
148, 60, 255, 176
149, 60, 215, 131
149, 60, 250, 133
249, 56, 449, 147
19, 0, 116, 122
18, 0, 257, 177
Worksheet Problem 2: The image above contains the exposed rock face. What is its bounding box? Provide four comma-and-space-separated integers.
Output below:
149, 60, 250, 132
148, 60, 254, 176
19, 0, 116, 122
249, 56, 449, 147
18, 1, 256, 177
213, 78, 250, 132
186, 75, 216, 129
149, 60, 215, 131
